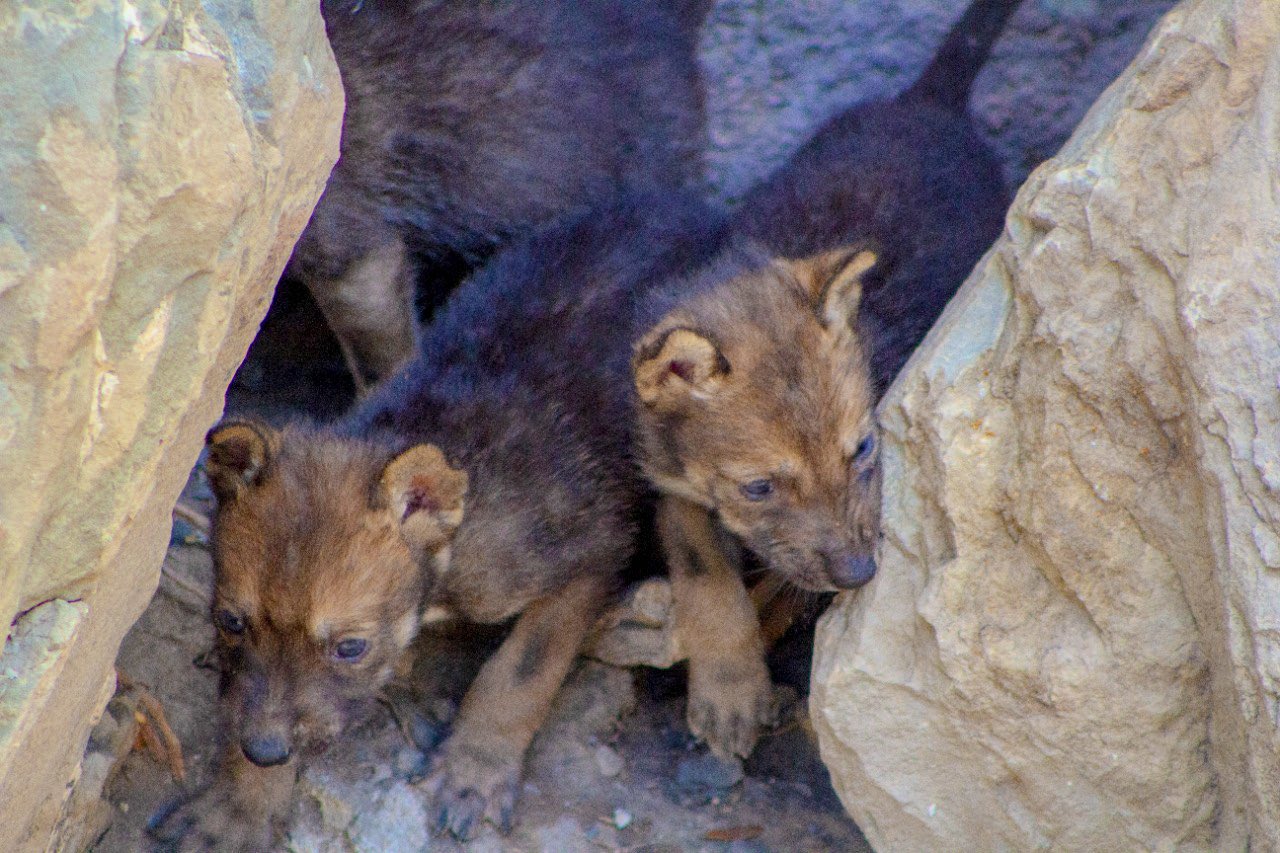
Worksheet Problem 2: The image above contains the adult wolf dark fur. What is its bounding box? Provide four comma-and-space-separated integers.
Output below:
291, 0, 708, 389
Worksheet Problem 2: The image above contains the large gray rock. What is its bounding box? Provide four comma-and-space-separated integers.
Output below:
0, 2, 341, 849
812, 0, 1280, 848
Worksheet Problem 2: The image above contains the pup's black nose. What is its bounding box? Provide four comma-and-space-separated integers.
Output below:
241, 734, 292, 767
828, 553, 876, 589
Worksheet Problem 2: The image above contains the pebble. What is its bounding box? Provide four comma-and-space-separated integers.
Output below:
676, 753, 744, 795
725, 841, 770, 853
393, 746, 427, 778
594, 744, 625, 777
347, 783, 428, 852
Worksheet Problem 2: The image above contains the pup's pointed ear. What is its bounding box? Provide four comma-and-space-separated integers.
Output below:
205, 420, 277, 501
379, 444, 468, 552
633, 326, 730, 410
786, 246, 878, 329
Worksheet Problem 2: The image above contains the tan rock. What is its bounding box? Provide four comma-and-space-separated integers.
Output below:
812, 0, 1280, 849
0, 2, 341, 849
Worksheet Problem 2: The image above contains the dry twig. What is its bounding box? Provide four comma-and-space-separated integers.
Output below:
116, 669, 187, 784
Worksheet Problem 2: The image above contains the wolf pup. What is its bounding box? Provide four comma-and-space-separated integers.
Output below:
150, 193, 724, 850
631, 0, 1022, 760
290, 0, 707, 390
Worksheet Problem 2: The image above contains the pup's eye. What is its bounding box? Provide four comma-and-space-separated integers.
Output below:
740, 479, 775, 501
214, 608, 245, 635
853, 433, 876, 466
333, 638, 368, 662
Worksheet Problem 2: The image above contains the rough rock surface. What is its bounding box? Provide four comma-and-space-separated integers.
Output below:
0, 2, 341, 849
700, 0, 1178, 203
812, 0, 1280, 849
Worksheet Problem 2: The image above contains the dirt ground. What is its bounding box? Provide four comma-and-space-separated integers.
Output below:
89, 283, 871, 853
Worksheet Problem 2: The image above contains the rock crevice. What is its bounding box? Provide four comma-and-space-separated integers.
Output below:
813, 1, 1280, 848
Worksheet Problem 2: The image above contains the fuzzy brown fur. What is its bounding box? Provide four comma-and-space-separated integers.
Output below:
151, 192, 724, 849
290, 0, 708, 389
631, 0, 1021, 759
636, 247, 884, 595
149, 426, 443, 852
632, 250, 882, 760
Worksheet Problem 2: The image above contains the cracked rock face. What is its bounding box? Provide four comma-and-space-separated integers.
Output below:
811, 0, 1280, 849
0, 2, 341, 848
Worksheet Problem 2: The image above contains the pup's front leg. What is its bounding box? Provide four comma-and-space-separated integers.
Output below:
293, 223, 418, 393
419, 574, 609, 840
660, 495, 775, 759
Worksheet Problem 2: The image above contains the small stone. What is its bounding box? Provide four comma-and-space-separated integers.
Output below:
595, 744, 624, 777
725, 841, 770, 853
347, 783, 428, 852
612, 807, 633, 830
676, 753, 744, 799
535, 815, 591, 853
393, 746, 427, 779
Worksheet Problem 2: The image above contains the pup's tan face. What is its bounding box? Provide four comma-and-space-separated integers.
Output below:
635, 247, 882, 593
204, 422, 467, 767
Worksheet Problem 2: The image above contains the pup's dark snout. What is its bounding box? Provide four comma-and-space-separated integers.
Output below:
828, 552, 877, 589
241, 734, 292, 767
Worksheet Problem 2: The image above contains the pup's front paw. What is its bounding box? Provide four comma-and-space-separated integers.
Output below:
417, 737, 521, 840
687, 653, 777, 759
147, 779, 279, 853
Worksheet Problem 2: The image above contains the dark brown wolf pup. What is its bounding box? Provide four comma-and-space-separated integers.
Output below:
150, 192, 725, 850
290, 0, 708, 390
632, 0, 1023, 760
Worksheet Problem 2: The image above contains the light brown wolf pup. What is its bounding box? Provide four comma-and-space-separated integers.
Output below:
631, 0, 1021, 759
633, 247, 883, 759
150, 424, 467, 850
